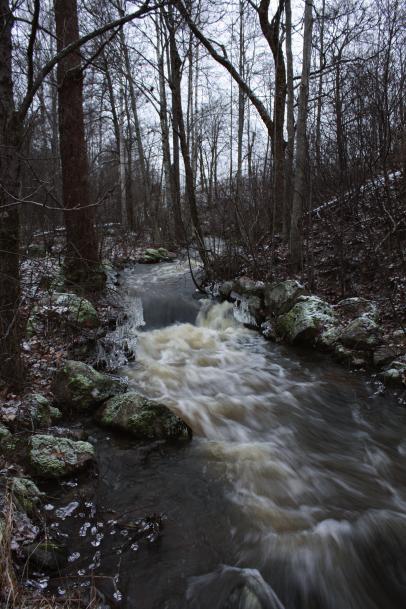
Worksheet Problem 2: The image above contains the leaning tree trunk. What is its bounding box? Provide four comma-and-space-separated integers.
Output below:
0, 0, 23, 387
289, 0, 314, 269
54, 0, 103, 291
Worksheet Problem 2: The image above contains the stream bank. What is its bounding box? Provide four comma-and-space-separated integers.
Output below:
2, 255, 406, 609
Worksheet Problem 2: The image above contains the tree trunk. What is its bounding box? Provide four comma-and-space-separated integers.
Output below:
0, 0, 23, 387
289, 0, 314, 269
54, 0, 103, 290
284, 0, 294, 240
167, 9, 208, 265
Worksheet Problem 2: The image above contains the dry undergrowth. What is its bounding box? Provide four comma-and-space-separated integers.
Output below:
0, 489, 102, 609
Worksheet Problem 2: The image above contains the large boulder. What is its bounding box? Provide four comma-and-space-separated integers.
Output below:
50, 293, 99, 329
52, 360, 127, 411
30, 434, 95, 478
264, 280, 306, 316
334, 297, 378, 321
275, 296, 335, 344
98, 392, 192, 441
339, 316, 382, 351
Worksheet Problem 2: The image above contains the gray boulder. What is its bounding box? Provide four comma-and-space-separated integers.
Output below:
334, 297, 378, 321
52, 360, 127, 411
232, 277, 265, 298
30, 434, 95, 478
339, 316, 382, 351
264, 279, 306, 316
98, 392, 192, 441
275, 296, 335, 344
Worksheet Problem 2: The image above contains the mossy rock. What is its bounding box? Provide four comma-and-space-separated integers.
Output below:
0, 423, 11, 441
264, 280, 306, 316
52, 360, 127, 411
51, 293, 100, 329
98, 392, 192, 441
23, 393, 52, 429
275, 296, 335, 344
30, 434, 95, 478
11, 476, 44, 514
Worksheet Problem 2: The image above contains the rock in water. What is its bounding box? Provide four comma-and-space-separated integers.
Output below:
186, 566, 285, 609
275, 296, 335, 344
52, 360, 127, 411
98, 392, 192, 441
30, 434, 95, 478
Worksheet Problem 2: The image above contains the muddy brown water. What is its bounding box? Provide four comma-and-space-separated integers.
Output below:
39, 262, 406, 609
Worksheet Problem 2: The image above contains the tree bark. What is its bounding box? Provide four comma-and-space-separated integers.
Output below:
54, 0, 103, 290
289, 0, 314, 269
0, 0, 23, 387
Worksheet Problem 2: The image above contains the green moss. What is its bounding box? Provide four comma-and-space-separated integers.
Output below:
30, 434, 95, 478
0, 423, 11, 441
52, 360, 127, 410
276, 296, 335, 344
11, 476, 44, 513
99, 392, 191, 441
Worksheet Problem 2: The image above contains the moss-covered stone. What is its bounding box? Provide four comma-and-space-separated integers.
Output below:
30, 434, 95, 478
51, 293, 100, 328
264, 279, 306, 316
52, 360, 127, 410
275, 296, 335, 344
98, 392, 192, 441
0, 423, 11, 441
23, 393, 52, 429
11, 477, 44, 513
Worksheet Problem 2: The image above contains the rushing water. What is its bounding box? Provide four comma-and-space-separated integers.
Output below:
47, 261, 406, 609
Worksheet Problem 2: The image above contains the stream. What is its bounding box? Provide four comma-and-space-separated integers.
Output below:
44, 260, 406, 609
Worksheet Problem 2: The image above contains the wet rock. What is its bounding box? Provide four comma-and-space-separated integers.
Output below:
379, 357, 406, 387
339, 316, 382, 351
98, 392, 192, 441
334, 297, 378, 321
25, 539, 67, 571
264, 279, 306, 316
11, 476, 44, 514
0, 422, 11, 441
50, 292, 100, 329
52, 360, 127, 411
275, 296, 335, 344
30, 434, 95, 478
333, 345, 370, 368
